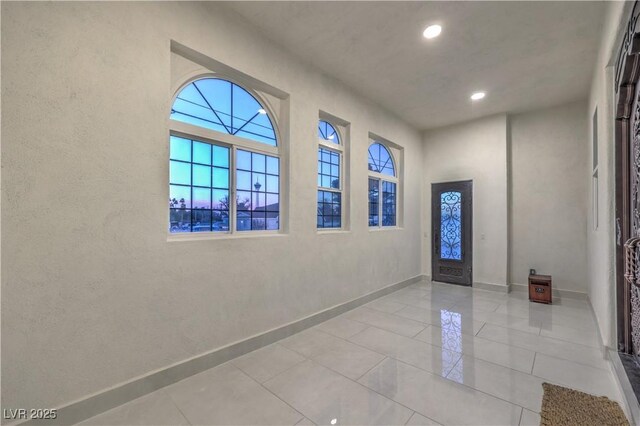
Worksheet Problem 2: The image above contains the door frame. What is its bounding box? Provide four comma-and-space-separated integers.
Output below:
431, 180, 473, 286
614, 0, 640, 353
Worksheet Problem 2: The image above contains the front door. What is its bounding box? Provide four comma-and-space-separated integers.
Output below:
431, 180, 473, 285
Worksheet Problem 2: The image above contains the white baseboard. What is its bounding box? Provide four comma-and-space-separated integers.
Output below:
19, 274, 424, 426
474, 281, 509, 293
509, 282, 589, 300
586, 296, 638, 425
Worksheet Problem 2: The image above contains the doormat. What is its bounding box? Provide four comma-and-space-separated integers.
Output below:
540, 382, 629, 426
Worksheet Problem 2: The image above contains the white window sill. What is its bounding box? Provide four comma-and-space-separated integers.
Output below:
317, 229, 351, 235
369, 226, 403, 232
167, 231, 288, 242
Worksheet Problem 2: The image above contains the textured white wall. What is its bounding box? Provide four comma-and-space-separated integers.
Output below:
586, 1, 632, 348
422, 115, 509, 288
1, 2, 422, 410
509, 102, 589, 293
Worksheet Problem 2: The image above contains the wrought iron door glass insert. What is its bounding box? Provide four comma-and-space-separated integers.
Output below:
440, 191, 462, 260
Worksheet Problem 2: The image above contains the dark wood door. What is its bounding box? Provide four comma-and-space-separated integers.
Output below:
615, 1, 640, 353
431, 180, 473, 286
629, 82, 640, 355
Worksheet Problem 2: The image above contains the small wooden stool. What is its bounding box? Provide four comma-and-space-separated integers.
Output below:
529, 274, 552, 304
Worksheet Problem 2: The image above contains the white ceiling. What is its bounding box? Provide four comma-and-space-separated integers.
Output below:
220, 1, 606, 130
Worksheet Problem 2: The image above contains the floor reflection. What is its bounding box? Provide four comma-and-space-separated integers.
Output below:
440, 309, 464, 382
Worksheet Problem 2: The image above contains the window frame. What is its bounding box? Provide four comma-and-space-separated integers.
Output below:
367, 141, 399, 229
168, 74, 283, 239
317, 120, 345, 230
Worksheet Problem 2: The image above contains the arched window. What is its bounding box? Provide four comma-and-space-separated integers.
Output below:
317, 120, 343, 229
169, 77, 280, 234
368, 142, 397, 227
318, 120, 339, 144
171, 78, 277, 146
368, 143, 395, 176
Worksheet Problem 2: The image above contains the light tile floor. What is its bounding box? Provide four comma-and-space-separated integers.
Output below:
79, 280, 624, 425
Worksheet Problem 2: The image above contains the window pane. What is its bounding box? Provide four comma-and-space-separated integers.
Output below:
266, 175, 279, 193
192, 165, 211, 187
440, 191, 462, 260
212, 167, 229, 189
318, 120, 340, 144
252, 153, 266, 173
212, 210, 229, 232
236, 191, 252, 211
317, 190, 341, 229
192, 187, 211, 209
170, 208, 191, 233
193, 141, 211, 165
237, 170, 251, 191
171, 78, 277, 146
170, 136, 191, 162
368, 142, 395, 176
382, 181, 396, 227
266, 194, 279, 210
192, 210, 212, 232
237, 149, 252, 171
236, 150, 280, 231
213, 145, 229, 168
368, 178, 379, 227
252, 173, 266, 192
168, 138, 229, 233
251, 212, 267, 230
318, 147, 340, 190
170, 160, 191, 185
212, 189, 229, 210
170, 185, 191, 209
266, 156, 279, 175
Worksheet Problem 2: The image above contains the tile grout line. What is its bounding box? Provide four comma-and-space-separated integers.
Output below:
234, 364, 307, 425
475, 321, 487, 336
475, 323, 610, 370
162, 388, 193, 426
312, 288, 601, 419
345, 313, 544, 379
517, 406, 524, 426
365, 357, 536, 420
229, 287, 603, 424
340, 324, 544, 411
353, 355, 389, 382
273, 326, 432, 423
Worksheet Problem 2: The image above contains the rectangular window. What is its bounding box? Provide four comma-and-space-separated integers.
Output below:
318, 148, 340, 189
367, 138, 400, 228
236, 149, 280, 231
317, 147, 342, 229
169, 136, 230, 233
382, 181, 397, 226
368, 178, 379, 226
317, 190, 341, 228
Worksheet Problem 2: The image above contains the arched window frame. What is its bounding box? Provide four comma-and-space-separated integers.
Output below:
317, 119, 344, 229
368, 140, 399, 228
168, 73, 283, 237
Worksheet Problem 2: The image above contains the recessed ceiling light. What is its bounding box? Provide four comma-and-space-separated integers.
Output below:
423, 25, 442, 39
470, 92, 486, 101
